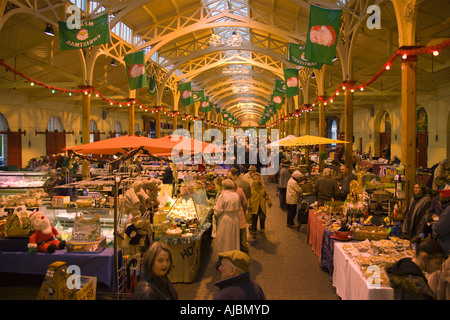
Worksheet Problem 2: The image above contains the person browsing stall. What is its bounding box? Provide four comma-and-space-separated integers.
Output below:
286, 170, 303, 228
278, 160, 291, 211
339, 165, 357, 201
314, 168, 340, 206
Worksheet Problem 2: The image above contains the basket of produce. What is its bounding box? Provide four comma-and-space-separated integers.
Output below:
352, 225, 390, 241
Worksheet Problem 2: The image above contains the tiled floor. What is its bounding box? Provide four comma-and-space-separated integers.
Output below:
174, 178, 339, 300
0, 178, 339, 300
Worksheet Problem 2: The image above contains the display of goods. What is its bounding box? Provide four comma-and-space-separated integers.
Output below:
168, 198, 197, 221
0, 190, 47, 208
352, 225, 390, 241
66, 237, 106, 252
165, 227, 182, 237
333, 230, 351, 240
52, 196, 71, 207
4, 207, 34, 238
342, 238, 413, 286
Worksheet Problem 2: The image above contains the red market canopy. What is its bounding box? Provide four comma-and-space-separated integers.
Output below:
153, 135, 223, 157
64, 134, 176, 155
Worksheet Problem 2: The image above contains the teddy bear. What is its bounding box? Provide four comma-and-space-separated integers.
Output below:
140, 178, 162, 211
28, 211, 66, 253
122, 180, 154, 260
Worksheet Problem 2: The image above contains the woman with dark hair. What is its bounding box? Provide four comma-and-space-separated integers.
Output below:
132, 241, 178, 300
402, 182, 432, 239
386, 237, 446, 300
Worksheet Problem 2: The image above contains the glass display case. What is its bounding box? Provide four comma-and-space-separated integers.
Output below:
0, 171, 47, 189
43, 207, 127, 247
166, 186, 210, 226
0, 172, 48, 208
153, 185, 212, 243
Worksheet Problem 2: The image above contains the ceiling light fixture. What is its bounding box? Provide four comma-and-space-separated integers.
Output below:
226, 30, 242, 47
44, 23, 55, 36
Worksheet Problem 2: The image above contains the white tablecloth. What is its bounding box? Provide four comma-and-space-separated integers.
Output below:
332, 242, 394, 300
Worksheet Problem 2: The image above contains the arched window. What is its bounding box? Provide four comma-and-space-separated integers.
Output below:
114, 122, 122, 137
331, 120, 338, 140
0, 113, 9, 165
47, 116, 64, 131
46, 116, 66, 160
417, 107, 428, 132
90, 120, 98, 142
384, 113, 391, 133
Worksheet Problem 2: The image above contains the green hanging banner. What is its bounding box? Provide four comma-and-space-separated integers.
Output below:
124, 51, 148, 90
200, 96, 212, 113
283, 68, 299, 97
305, 5, 342, 65
148, 75, 157, 95
275, 80, 286, 94
193, 90, 205, 102
288, 43, 323, 69
272, 91, 285, 110
179, 82, 194, 106
59, 13, 111, 51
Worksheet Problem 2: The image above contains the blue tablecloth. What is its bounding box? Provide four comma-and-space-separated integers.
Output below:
0, 238, 29, 251
319, 230, 335, 280
0, 247, 120, 289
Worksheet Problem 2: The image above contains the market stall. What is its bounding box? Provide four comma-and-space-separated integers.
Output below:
332, 238, 413, 300
152, 179, 213, 283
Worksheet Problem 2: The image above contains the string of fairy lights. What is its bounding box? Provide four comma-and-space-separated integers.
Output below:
1, 38, 449, 129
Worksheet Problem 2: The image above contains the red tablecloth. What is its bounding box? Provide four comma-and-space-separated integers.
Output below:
306, 210, 326, 259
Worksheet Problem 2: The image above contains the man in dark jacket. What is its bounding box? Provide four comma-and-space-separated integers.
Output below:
213, 250, 265, 300
339, 165, 357, 201
314, 168, 340, 205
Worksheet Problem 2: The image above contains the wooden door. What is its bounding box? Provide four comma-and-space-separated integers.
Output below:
379, 132, 391, 158
7, 131, 22, 168
46, 131, 66, 160
416, 132, 428, 168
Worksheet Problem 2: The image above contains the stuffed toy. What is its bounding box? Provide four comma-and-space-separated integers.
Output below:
28, 211, 66, 253
141, 178, 162, 210
122, 179, 157, 262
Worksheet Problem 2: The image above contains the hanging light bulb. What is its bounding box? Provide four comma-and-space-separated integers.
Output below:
433, 50, 439, 56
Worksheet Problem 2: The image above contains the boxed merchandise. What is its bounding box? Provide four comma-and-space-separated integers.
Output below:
52, 196, 71, 207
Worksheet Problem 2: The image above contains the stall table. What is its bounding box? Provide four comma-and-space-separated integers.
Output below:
332, 242, 393, 300
306, 210, 335, 278
306, 210, 326, 259
0, 243, 120, 290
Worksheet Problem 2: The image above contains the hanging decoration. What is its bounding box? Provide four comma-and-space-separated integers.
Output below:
265, 38, 450, 128
58, 13, 111, 51
1, 39, 449, 130
305, 5, 343, 65
124, 51, 148, 90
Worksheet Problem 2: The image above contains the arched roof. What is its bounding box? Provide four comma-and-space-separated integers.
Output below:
0, 0, 449, 125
